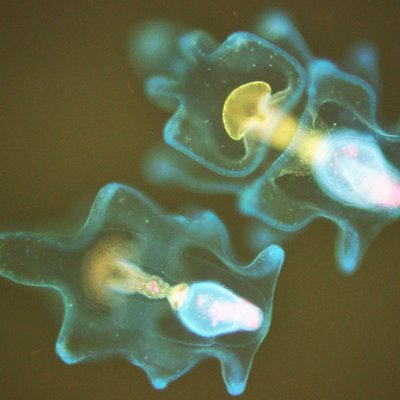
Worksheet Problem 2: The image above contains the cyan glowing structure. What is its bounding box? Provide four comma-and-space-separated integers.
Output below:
0, 183, 284, 395
239, 60, 400, 273
131, 11, 400, 273
131, 19, 305, 176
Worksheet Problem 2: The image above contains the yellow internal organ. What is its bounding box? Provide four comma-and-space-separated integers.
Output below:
222, 80, 322, 163
223, 81, 272, 141
83, 236, 170, 306
167, 283, 189, 310
105, 259, 170, 299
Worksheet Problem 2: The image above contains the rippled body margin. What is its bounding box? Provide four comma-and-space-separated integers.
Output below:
0, 183, 284, 395
131, 11, 399, 273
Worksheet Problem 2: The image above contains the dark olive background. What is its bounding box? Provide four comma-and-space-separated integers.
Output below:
0, 1, 399, 399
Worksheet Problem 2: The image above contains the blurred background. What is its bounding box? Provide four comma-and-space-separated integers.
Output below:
0, 1, 399, 399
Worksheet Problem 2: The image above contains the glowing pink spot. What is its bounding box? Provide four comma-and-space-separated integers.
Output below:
314, 134, 400, 211
147, 280, 160, 294
196, 294, 205, 308
239, 300, 263, 330
342, 145, 358, 158
204, 297, 263, 331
